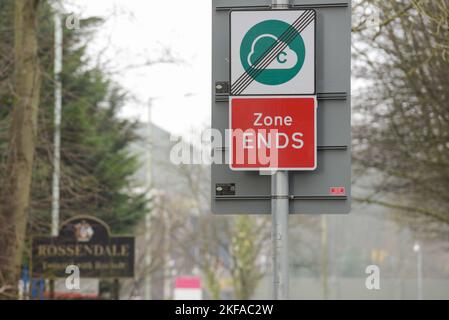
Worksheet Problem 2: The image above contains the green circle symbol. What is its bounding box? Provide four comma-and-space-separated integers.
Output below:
240, 19, 306, 86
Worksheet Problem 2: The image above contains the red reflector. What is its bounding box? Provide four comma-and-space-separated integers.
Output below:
330, 187, 345, 196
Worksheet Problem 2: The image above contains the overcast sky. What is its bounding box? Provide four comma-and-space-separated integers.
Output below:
66, 0, 212, 137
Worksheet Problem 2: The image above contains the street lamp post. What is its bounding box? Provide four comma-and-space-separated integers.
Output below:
143, 93, 195, 299
51, 11, 63, 238
413, 242, 423, 300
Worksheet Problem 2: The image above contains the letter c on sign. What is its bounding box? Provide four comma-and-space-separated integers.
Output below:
276, 52, 287, 64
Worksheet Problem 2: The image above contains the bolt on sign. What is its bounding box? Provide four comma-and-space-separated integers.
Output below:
31, 216, 134, 278
230, 96, 317, 170
230, 9, 316, 96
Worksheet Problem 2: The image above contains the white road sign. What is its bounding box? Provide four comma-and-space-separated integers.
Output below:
230, 9, 316, 96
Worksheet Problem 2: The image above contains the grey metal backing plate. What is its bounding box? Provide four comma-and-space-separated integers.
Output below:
211, 0, 351, 214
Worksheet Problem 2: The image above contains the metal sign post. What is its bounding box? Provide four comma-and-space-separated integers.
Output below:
272, 170, 289, 299
271, 0, 290, 302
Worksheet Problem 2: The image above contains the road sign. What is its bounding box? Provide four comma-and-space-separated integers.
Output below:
230, 9, 315, 95
174, 276, 203, 300
212, 0, 351, 215
230, 96, 317, 170
32, 216, 135, 278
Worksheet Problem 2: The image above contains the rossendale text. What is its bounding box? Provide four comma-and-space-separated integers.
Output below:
35, 243, 131, 257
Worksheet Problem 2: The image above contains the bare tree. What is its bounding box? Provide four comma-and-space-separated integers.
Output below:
158, 138, 271, 299
352, 0, 449, 235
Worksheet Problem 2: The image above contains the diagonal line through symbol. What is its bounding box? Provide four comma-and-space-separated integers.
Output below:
231, 10, 315, 95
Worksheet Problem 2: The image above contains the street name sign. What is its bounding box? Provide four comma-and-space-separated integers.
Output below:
230, 96, 317, 170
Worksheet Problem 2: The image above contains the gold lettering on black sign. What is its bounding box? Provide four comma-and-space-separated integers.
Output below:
36, 244, 131, 257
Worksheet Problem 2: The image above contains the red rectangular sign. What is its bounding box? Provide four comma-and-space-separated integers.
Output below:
230, 96, 317, 171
